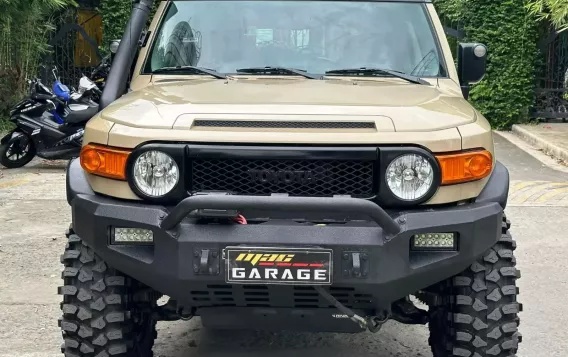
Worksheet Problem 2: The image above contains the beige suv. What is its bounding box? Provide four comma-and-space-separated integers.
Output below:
59, 1, 521, 356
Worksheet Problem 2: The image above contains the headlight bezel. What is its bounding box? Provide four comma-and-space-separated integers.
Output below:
133, 150, 180, 197
126, 143, 187, 203
378, 147, 441, 206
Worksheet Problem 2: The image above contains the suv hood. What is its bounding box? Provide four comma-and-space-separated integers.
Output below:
101, 78, 476, 131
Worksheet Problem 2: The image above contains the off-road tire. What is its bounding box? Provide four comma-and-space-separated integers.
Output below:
428, 215, 522, 357
58, 228, 157, 356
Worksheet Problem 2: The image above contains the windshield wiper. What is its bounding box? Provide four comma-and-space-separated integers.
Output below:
152, 66, 227, 79
325, 67, 428, 85
236, 66, 320, 80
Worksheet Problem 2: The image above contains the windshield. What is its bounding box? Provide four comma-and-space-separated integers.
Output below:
145, 1, 445, 77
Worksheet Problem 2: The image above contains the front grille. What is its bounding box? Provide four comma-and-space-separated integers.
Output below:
193, 120, 376, 129
191, 159, 375, 197
189, 285, 375, 309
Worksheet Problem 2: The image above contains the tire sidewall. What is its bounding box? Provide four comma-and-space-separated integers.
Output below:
427, 215, 521, 357
60, 231, 157, 357
0, 132, 36, 168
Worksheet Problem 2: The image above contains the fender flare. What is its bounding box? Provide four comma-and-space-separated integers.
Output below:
0, 129, 24, 145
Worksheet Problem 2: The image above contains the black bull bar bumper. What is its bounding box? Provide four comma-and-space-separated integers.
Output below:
67, 158, 509, 310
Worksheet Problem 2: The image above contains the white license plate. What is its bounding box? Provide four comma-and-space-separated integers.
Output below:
225, 247, 333, 285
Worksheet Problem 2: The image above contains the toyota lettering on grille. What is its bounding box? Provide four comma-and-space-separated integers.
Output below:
248, 169, 318, 185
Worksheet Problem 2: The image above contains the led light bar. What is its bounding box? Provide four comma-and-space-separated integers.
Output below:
411, 233, 457, 251
113, 228, 154, 244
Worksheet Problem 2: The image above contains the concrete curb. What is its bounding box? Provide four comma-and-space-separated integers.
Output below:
511, 124, 568, 163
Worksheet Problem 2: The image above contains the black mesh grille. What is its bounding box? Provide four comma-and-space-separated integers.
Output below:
189, 285, 375, 309
191, 159, 375, 197
193, 120, 376, 129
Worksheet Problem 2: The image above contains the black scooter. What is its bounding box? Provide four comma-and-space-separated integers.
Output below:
91, 40, 121, 94
0, 77, 98, 168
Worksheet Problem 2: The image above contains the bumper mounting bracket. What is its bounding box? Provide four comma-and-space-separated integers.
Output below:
194, 248, 220, 275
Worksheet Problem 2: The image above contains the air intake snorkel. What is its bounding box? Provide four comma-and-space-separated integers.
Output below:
99, 0, 154, 110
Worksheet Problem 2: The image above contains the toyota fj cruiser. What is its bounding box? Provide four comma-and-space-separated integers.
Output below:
59, 0, 521, 356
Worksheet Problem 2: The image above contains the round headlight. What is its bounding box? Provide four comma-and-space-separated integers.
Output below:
386, 154, 434, 201
133, 151, 179, 197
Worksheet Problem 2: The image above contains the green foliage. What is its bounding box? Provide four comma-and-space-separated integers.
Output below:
0, 117, 15, 134
433, 0, 467, 22
0, 0, 76, 126
526, 0, 568, 29
435, 0, 540, 129
99, 0, 132, 50
99, 0, 161, 52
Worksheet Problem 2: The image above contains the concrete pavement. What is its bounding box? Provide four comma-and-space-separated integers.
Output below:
496, 131, 568, 206
1, 133, 568, 356
511, 123, 568, 164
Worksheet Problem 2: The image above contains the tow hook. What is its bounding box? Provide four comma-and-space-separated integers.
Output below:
366, 314, 390, 333
314, 286, 390, 333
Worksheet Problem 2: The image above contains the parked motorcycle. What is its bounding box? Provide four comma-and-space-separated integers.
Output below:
0, 73, 98, 168
91, 40, 121, 92
74, 75, 103, 102
91, 54, 111, 92
52, 68, 101, 123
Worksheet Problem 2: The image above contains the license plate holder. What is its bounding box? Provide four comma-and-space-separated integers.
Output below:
225, 247, 333, 285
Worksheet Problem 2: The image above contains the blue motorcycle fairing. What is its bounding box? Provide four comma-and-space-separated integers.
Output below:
51, 80, 71, 124
52, 111, 65, 125
53, 80, 70, 102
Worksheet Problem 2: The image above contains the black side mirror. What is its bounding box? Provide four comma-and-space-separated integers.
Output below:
457, 43, 488, 99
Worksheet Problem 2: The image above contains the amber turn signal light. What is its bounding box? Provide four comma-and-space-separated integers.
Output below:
436, 149, 493, 185
80, 144, 131, 180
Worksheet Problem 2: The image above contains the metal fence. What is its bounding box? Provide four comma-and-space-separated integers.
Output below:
440, 16, 465, 59
533, 29, 568, 121
40, 8, 103, 88
440, 18, 568, 122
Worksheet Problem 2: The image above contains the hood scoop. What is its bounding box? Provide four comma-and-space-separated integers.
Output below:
192, 119, 376, 130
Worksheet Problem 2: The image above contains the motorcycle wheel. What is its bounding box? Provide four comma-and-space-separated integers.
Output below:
0, 133, 36, 168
